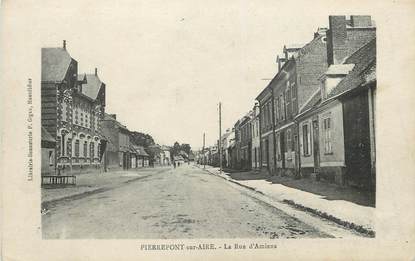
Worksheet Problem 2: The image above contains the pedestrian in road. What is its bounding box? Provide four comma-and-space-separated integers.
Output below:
173, 161, 176, 168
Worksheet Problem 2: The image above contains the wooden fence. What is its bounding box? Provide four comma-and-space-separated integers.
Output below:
41, 175, 76, 187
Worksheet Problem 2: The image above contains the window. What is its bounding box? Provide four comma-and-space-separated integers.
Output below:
48, 151, 53, 166
74, 106, 78, 125
286, 129, 292, 152
96, 143, 100, 158
276, 133, 281, 160
75, 140, 80, 157
265, 103, 269, 128
323, 117, 332, 153
280, 95, 285, 120
90, 142, 94, 159
67, 139, 71, 157
291, 82, 297, 115
83, 141, 88, 157
275, 97, 279, 123
267, 102, 271, 127
62, 102, 67, 122
61, 134, 66, 156
302, 123, 311, 156
286, 87, 291, 118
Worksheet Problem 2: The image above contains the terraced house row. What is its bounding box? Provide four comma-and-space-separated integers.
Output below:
224, 15, 376, 190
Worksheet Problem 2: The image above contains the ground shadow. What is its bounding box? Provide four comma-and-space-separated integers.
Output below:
222, 168, 375, 207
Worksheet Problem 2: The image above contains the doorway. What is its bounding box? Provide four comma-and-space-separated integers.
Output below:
312, 119, 320, 173
280, 132, 285, 169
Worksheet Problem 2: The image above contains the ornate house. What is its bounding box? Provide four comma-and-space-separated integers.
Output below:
41, 41, 106, 174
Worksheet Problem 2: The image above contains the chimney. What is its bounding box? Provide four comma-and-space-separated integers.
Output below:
63, 40, 66, 50
350, 15, 372, 27
277, 55, 281, 71
283, 46, 288, 60
95, 68, 98, 76
327, 16, 347, 65
314, 27, 328, 39
277, 55, 286, 71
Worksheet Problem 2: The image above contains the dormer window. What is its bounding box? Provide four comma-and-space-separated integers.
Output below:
321, 64, 355, 99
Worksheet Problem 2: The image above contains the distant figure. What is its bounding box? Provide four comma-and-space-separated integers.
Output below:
174, 161, 176, 168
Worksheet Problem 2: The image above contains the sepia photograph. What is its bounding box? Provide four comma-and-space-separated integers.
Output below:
1, 0, 415, 260
40, 14, 376, 239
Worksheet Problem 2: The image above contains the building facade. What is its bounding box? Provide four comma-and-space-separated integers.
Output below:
250, 104, 261, 170
131, 144, 150, 168
41, 42, 106, 175
161, 146, 171, 166
240, 112, 253, 170
101, 113, 131, 171
271, 30, 328, 177
41, 127, 56, 175
256, 86, 275, 173
297, 17, 376, 188
250, 15, 376, 189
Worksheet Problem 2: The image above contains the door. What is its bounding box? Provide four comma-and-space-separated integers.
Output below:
312, 119, 320, 173
280, 132, 285, 169
265, 139, 270, 170
294, 134, 300, 175
248, 142, 252, 170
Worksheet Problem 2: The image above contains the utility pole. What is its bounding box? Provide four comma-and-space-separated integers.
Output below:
203, 132, 206, 169
219, 102, 222, 173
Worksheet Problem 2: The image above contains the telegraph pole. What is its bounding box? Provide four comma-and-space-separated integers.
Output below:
203, 132, 206, 169
219, 102, 222, 173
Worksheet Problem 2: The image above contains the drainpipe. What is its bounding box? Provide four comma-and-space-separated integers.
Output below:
271, 88, 277, 175
258, 102, 263, 170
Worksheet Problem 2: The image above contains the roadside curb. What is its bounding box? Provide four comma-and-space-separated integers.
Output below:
282, 199, 375, 237
197, 165, 375, 237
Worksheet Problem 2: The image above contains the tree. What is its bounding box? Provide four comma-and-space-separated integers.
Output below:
172, 142, 181, 157
129, 131, 155, 147
180, 143, 191, 155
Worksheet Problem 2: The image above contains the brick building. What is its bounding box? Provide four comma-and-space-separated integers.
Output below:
101, 113, 131, 171
256, 86, 275, 173
232, 119, 243, 169
296, 16, 376, 188
239, 111, 253, 170
256, 28, 328, 176
250, 104, 261, 170
272, 30, 328, 177
252, 15, 376, 189
41, 41, 106, 175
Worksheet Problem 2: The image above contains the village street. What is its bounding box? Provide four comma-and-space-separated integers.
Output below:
42, 164, 360, 239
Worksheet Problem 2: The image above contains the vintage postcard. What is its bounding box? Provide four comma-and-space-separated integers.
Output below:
1, 0, 415, 260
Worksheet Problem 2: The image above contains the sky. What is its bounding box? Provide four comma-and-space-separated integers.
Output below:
32, 0, 329, 149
